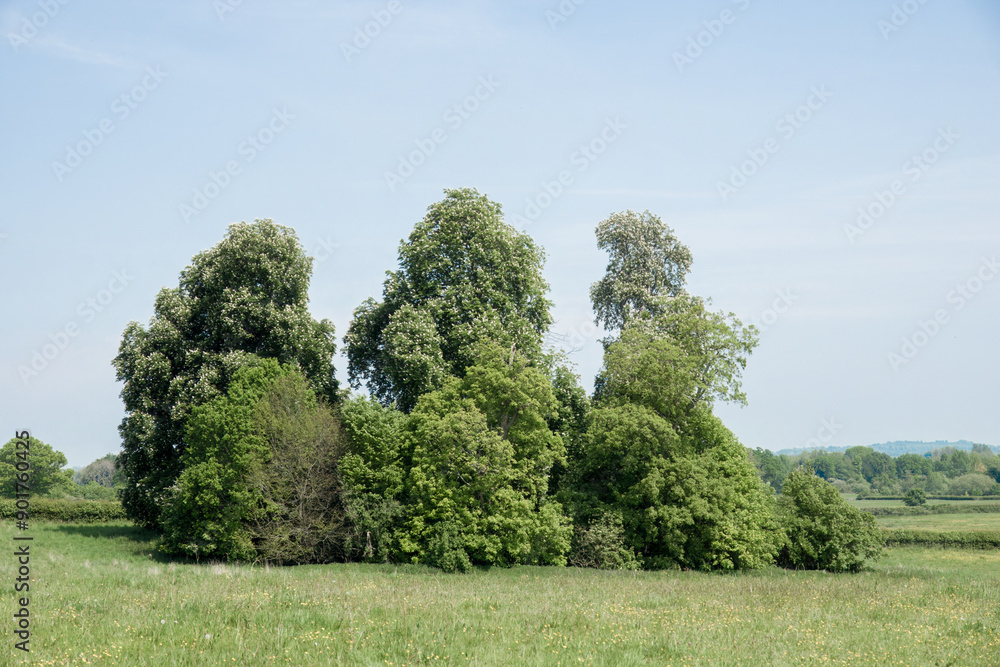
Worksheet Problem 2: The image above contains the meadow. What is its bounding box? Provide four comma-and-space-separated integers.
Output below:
2, 521, 999, 666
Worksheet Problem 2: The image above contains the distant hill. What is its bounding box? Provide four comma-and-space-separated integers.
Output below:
775, 440, 999, 457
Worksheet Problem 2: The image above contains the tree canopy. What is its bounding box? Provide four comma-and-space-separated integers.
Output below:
113, 219, 337, 528
0, 436, 75, 498
345, 188, 553, 412
589, 209, 693, 333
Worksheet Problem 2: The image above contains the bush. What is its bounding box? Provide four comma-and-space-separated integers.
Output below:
568, 511, 640, 570
69, 482, 119, 501
903, 488, 927, 506
777, 470, 883, 572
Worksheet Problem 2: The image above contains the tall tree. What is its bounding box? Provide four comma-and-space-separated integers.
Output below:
345, 188, 553, 412
589, 209, 693, 333
113, 219, 337, 528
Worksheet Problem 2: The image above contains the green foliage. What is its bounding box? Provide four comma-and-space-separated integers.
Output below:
71, 482, 119, 501
339, 395, 408, 562
749, 448, 793, 492
882, 529, 1000, 549
0, 498, 126, 522
589, 209, 693, 332
903, 488, 927, 506
567, 511, 640, 570
565, 403, 778, 571
113, 219, 337, 528
396, 344, 571, 571
0, 436, 76, 498
597, 295, 757, 413
160, 358, 288, 560
345, 188, 553, 412
249, 373, 349, 564
74, 455, 119, 487
947, 473, 999, 496
777, 470, 883, 572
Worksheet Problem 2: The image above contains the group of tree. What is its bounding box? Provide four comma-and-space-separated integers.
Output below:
0, 438, 122, 501
749, 443, 1000, 497
111, 190, 883, 572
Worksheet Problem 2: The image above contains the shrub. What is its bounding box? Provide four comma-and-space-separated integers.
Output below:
777, 470, 883, 572
568, 511, 640, 570
903, 488, 927, 506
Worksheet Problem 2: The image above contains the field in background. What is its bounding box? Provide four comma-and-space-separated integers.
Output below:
846, 495, 1000, 509
2, 522, 999, 666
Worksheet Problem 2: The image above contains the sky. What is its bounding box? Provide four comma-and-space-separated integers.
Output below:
2, 0, 999, 467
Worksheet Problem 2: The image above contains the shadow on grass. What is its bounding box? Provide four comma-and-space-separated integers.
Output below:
53, 523, 160, 542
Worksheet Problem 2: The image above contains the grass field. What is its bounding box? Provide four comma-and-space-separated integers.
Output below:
2, 522, 1000, 666
875, 513, 1000, 531
847, 497, 1000, 509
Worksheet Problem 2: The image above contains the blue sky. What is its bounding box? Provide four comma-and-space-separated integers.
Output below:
2, 0, 998, 467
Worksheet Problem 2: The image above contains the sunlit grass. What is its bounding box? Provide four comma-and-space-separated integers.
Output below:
876, 513, 1000, 531
2, 521, 998, 665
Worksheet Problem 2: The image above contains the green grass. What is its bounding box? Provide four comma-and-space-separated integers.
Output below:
3, 522, 1000, 666
848, 496, 1000, 509
876, 513, 1000, 531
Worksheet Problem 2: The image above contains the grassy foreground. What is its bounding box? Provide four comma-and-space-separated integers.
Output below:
2, 522, 999, 666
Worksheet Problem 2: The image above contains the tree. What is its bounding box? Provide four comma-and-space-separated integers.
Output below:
903, 488, 927, 506
75, 455, 118, 487
564, 403, 778, 570
596, 295, 758, 417
113, 219, 337, 528
0, 436, 75, 498
161, 359, 349, 563
589, 209, 693, 333
250, 372, 349, 564
338, 395, 408, 562
777, 470, 883, 572
159, 358, 286, 560
396, 344, 571, 571
345, 188, 553, 412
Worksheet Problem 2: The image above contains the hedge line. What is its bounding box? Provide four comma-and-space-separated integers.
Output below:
882, 529, 1000, 549
0, 498, 127, 522
863, 503, 1000, 517
858, 495, 1000, 501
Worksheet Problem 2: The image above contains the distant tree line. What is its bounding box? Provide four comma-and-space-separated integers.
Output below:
109, 189, 885, 572
749, 444, 1000, 498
